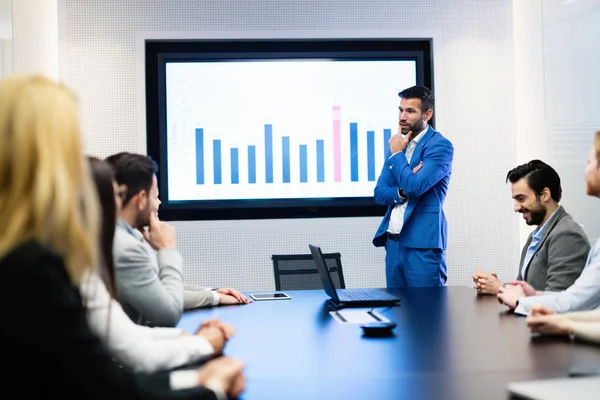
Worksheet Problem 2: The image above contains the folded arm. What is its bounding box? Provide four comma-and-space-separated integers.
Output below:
374, 152, 407, 206
386, 139, 454, 199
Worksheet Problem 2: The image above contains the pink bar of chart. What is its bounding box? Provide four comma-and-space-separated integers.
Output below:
332, 105, 342, 182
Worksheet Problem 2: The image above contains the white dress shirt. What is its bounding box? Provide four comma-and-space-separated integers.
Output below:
515, 237, 600, 315
387, 125, 429, 234
80, 272, 215, 373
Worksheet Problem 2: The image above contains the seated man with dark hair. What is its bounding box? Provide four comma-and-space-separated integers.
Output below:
106, 152, 250, 327
473, 160, 589, 295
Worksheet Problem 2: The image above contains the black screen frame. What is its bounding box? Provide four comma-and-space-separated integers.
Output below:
145, 38, 434, 221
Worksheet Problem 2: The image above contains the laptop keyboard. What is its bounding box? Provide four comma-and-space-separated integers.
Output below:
338, 290, 398, 301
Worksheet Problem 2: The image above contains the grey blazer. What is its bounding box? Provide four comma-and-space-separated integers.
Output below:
113, 222, 216, 327
113, 223, 184, 327
517, 206, 590, 291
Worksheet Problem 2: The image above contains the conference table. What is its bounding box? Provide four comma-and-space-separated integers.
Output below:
176, 287, 600, 399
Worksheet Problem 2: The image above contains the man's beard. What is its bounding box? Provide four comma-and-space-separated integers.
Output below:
522, 205, 547, 226
134, 204, 152, 229
400, 118, 426, 135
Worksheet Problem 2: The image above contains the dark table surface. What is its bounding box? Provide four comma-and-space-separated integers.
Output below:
177, 287, 600, 400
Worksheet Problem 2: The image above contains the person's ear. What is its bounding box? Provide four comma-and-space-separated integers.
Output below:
129, 191, 147, 211
138, 190, 149, 210
541, 188, 551, 203
423, 109, 433, 122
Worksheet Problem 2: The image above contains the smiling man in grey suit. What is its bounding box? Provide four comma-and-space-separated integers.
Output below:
473, 160, 590, 295
498, 132, 600, 314
106, 152, 250, 327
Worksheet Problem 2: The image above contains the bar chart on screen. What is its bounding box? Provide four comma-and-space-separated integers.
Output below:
193, 111, 393, 184
165, 60, 417, 201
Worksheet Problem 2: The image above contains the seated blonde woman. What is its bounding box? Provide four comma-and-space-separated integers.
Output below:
0, 75, 244, 399
84, 157, 235, 373
527, 305, 600, 344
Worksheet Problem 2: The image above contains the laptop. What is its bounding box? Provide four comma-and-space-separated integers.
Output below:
309, 244, 400, 309
508, 376, 600, 400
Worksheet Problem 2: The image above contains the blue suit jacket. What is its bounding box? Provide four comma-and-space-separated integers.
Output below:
373, 126, 454, 249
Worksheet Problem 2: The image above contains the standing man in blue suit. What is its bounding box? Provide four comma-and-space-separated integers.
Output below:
373, 86, 454, 288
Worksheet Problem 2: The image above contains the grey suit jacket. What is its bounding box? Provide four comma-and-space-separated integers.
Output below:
113, 221, 213, 327
113, 222, 184, 326
517, 206, 590, 291
113, 221, 216, 326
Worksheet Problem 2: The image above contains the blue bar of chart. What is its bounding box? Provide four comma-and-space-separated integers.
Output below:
248, 146, 256, 184
282, 136, 290, 183
316, 139, 324, 183
231, 148, 239, 184
195, 128, 204, 185
265, 124, 273, 184
213, 139, 221, 184
367, 130, 375, 181
350, 122, 358, 182
384, 128, 392, 156
299, 145, 308, 183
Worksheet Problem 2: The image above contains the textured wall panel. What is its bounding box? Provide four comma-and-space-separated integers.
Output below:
542, 0, 600, 244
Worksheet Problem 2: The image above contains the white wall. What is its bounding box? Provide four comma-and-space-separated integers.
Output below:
0, 0, 11, 78
512, 0, 547, 248
541, 0, 600, 243
57, 0, 520, 291
12, 0, 59, 79
0, 0, 11, 39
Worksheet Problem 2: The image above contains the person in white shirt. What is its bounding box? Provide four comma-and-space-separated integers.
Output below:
498, 131, 600, 315
86, 157, 236, 380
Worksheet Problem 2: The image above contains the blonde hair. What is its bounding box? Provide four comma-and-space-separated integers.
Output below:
0, 75, 99, 286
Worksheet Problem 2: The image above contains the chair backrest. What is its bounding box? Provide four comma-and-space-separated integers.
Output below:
272, 253, 346, 291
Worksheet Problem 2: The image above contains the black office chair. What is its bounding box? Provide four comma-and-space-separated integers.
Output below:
271, 252, 346, 291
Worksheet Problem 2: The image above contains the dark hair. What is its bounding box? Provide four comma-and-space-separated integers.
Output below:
87, 156, 118, 299
398, 85, 434, 112
506, 160, 562, 202
104, 152, 158, 206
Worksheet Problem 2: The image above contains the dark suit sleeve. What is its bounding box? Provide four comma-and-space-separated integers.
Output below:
386, 139, 454, 199
544, 230, 591, 292
0, 244, 216, 400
